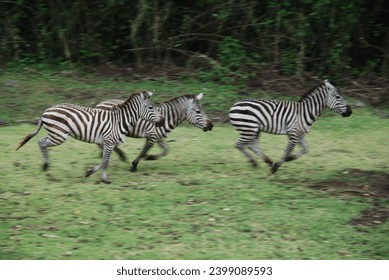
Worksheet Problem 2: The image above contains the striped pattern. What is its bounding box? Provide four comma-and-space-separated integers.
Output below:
41, 104, 114, 144
229, 80, 352, 173
16, 90, 162, 183
96, 93, 213, 171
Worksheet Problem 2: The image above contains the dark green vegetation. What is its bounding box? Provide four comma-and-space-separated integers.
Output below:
1, 0, 388, 79
1, 69, 388, 259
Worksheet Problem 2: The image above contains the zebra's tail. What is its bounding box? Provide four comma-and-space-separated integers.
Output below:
16, 118, 43, 151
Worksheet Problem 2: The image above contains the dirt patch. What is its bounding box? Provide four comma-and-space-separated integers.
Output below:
308, 169, 389, 227
350, 202, 389, 227
309, 169, 389, 199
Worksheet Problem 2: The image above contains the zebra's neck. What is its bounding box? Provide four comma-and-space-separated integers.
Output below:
298, 89, 327, 127
157, 100, 188, 131
113, 103, 139, 134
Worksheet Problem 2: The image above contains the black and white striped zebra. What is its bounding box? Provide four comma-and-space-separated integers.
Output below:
16, 90, 163, 183
95, 93, 213, 171
229, 80, 352, 173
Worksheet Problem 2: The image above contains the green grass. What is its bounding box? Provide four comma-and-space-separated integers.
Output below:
0, 68, 388, 259
1, 107, 388, 259
0, 69, 246, 124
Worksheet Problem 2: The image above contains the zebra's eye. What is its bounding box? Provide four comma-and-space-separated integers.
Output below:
196, 110, 201, 114
148, 106, 153, 110
335, 95, 341, 99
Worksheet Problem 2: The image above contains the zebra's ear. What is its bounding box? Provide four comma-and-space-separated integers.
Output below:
196, 93, 203, 100
145, 91, 153, 99
324, 79, 334, 89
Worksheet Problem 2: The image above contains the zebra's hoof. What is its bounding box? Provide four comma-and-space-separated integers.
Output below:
116, 151, 127, 162
42, 163, 49, 171
118, 155, 127, 162
265, 158, 274, 167
271, 163, 281, 174
145, 155, 157, 160
101, 179, 112, 184
285, 155, 297, 162
130, 161, 139, 172
85, 169, 94, 177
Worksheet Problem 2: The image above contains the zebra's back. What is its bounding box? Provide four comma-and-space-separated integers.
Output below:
229, 99, 298, 135
94, 99, 122, 110
96, 99, 166, 139
43, 103, 112, 144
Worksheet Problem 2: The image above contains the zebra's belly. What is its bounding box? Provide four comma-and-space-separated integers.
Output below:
260, 125, 289, 135
93, 135, 104, 144
68, 120, 109, 144
126, 131, 148, 138
69, 132, 103, 144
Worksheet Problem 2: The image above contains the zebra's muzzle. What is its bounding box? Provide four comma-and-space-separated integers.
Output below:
203, 121, 213, 132
156, 116, 165, 127
342, 105, 352, 117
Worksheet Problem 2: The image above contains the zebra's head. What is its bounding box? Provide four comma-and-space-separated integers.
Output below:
132, 90, 164, 127
324, 80, 352, 117
186, 93, 213, 132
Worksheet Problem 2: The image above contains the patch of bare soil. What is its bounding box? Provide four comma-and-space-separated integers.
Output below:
349, 202, 389, 227
308, 169, 389, 227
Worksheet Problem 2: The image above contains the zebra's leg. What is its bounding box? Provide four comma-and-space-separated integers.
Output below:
145, 139, 169, 160
272, 135, 299, 174
235, 139, 258, 167
38, 134, 68, 171
85, 163, 102, 178
100, 143, 114, 184
97, 143, 127, 162
131, 136, 157, 172
293, 138, 309, 159
248, 139, 273, 167
282, 138, 309, 162
114, 146, 127, 162
86, 142, 114, 184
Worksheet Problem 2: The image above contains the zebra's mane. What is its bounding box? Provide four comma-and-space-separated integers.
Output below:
102, 99, 124, 111
56, 103, 98, 112
298, 82, 326, 102
123, 90, 146, 104
111, 91, 147, 110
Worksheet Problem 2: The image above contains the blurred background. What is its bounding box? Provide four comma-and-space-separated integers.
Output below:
1, 0, 388, 78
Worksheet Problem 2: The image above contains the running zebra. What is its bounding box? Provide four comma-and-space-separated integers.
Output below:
16, 90, 163, 183
95, 93, 213, 171
229, 80, 352, 173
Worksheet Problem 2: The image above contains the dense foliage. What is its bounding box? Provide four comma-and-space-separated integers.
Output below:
1, 0, 388, 77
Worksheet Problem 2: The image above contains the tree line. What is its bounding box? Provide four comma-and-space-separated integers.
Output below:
1, 0, 388, 78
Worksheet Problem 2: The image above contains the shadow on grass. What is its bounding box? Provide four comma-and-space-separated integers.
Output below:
307, 169, 389, 227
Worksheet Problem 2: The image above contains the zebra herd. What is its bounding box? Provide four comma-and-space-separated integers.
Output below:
95, 93, 213, 172
16, 80, 352, 183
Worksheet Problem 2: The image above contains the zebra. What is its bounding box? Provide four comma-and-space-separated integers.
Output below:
16, 90, 163, 184
229, 80, 352, 173
95, 93, 213, 171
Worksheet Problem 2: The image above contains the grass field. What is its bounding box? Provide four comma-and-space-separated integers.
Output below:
1, 108, 388, 259
0, 69, 243, 125
0, 69, 388, 259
